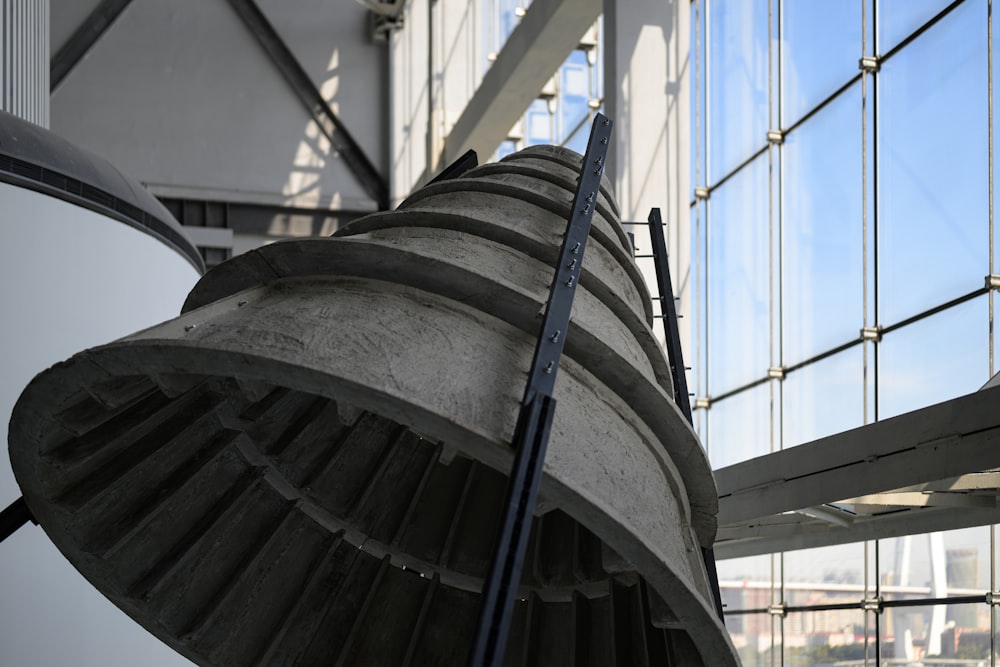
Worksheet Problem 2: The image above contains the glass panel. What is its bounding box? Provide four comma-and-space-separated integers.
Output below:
781, 84, 863, 364
880, 529, 991, 602
693, 198, 707, 428
881, 603, 990, 661
994, 606, 999, 664
864, 605, 878, 663
718, 554, 774, 609
707, 0, 769, 184
525, 98, 553, 143
708, 153, 769, 393
877, 0, 988, 324
784, 544, 866, 602
780, 0, 863, 128
782, 345, 864, 449
941, 526, 992, 594
783, 609, 865, 666
876, 0, 954, 54
723, 612, 774, 667
707, 383, 770, 468
557, 49, 591, 153
878, 295, 989, 419
718, 555, 774, 666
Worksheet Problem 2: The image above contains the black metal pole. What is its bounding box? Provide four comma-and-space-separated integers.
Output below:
647, 207, 726, 623
1, 497, 35, 543
467, 114, 613, 667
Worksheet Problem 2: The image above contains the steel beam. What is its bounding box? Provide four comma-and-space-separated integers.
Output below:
225, 0, 389, 210
715, 384, 1000, 525
441, 0, 600, 165
716, 506, 1000, 560
51, 0, 134, 90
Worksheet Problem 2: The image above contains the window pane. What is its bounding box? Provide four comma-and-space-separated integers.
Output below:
784, 609, 865, 666
877, 0, 988, 324
876, 0, 955, 54
877, 295, 989, 419
707, 0, 768, 183
784, 543, 866, 597
780, 0, 862, 127
782, 84, 863, 363
881, 603, 990, 661
708, 383, 770, 468
782, 346, 863, 449
718, 554, 775, 666
880, 528, 991, 601
708, 153, 769, 393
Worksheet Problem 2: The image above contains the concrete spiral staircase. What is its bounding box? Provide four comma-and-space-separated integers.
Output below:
9, 146, 740, 666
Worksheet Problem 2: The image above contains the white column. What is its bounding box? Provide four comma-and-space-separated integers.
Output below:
2, 0, 49, 127
603, 0, 691, 350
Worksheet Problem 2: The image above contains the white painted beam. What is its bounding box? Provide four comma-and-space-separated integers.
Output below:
716, 385, 1000, 525
716, 506, 1000, 560
441, 0, 600, 165
841, 492, 997, 509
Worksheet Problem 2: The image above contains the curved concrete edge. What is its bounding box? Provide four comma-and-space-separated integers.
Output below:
183, 232, 665, 399
176, 238, 717, 543
500, 145, 622, 218
388, 177, 655, 317
7, 279, 724, 648
336, 200, 655, 327
462, 160, 629, 253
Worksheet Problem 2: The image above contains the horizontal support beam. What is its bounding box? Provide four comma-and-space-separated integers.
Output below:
716, 505, 1000, 560
841, 492, 997, 509
441, 0, 600, 164
716, 385, 1000, 525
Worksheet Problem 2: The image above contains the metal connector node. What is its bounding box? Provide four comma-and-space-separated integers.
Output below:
860, 326, 882, 342
768, 366, 785, 380
768, 603, 787, 617
859, 56, 880, 73
693, 396, 711, 410
862, 597, 883, 613
986, 274, 1000, 290
694, 186, 710, 200
766, 130, 784, 145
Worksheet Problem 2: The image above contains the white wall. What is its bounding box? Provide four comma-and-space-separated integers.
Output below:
50, 0, 387, 213
0, 182, 199, 666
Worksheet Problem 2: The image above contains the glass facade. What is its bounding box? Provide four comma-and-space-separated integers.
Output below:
482, 1, 603, 159
694, 0, 998, 663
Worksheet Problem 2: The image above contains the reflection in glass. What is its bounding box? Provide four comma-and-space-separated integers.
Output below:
876, 0, 956, 54
708, 382, 770, 468
707, 0, 768, 183
708, 153, 769, 393
782, 345, 863, 449
878, 295, 989, 419
782, 85, 863, 363
877, 0, 988, 324
780, 0, 862, 127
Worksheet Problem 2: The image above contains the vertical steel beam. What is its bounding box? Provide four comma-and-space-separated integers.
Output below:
648, 207, 725, 623
467, 115, 613, 667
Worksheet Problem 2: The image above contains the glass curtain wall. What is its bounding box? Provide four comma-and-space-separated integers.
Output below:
693, 0, 998, 664
482, 0, 604, 158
